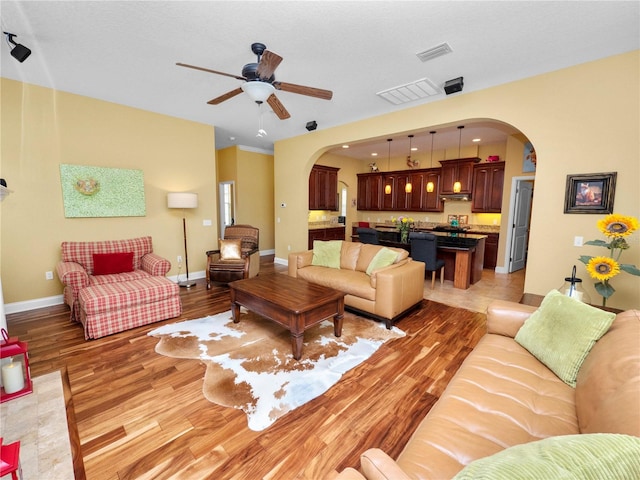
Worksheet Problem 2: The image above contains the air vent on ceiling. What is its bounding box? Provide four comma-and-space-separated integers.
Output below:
376, 78, 441, 105
416, 42, 452, 63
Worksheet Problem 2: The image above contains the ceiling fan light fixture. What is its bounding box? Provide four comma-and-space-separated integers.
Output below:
241, 81, 275, 103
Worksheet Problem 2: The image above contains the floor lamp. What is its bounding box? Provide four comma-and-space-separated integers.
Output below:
167, 192, 198, 288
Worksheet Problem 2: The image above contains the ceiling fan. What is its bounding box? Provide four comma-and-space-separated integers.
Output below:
177, 42, 333, 120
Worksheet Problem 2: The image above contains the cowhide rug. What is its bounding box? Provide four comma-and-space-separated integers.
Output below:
148, 309, 405, 431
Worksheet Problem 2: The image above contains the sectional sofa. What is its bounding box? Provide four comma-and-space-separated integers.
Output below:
336, 293, 640, 479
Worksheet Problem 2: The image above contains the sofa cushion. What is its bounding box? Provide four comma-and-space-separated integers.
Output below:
366, 247, 398, 276
92, 252, 134, 275
515, 289, 615, 387
219, 238, 242, 260
312, 240, 342, 269
296, 266, 376, 301
575, 309, 640, 436
340, 241, 361, 271
396, 333, 578, 479
355, 244, 408, 273
453, 434, 640, 480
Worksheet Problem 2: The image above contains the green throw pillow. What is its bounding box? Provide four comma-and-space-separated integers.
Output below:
453, 434, 640, 480
514, 289, 615, 387
311, 240, 342, 269
366, 247, 398, 276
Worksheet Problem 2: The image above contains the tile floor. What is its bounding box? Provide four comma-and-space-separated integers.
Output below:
422, 268, 526, 313
0, 371, 74, 480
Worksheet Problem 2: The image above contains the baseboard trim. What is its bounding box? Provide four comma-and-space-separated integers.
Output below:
5, 294, 65, 314
274, 257, 289, 266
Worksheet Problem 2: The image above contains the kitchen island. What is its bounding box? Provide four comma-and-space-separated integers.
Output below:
371, 226, 486, 289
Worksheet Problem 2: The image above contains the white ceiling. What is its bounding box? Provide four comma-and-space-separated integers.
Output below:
2, 1, 638, 160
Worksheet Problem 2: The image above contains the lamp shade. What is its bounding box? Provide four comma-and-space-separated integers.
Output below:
167, 192, 198, 209
241, 82, 275, 103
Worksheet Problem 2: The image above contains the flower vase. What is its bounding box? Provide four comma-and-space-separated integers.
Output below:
401, 230, 409, 244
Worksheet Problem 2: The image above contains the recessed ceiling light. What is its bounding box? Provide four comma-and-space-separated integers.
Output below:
371, 153, 378, 157
411, 147, 418, 151
472, 138, 481, 142
342, 145, 349, 149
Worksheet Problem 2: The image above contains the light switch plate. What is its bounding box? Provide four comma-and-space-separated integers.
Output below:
574, 236, 583, 247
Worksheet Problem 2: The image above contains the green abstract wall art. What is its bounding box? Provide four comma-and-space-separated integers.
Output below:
60, 164, 146, 217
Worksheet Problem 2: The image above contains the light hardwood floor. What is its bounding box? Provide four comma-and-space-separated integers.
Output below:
6, 259, 524, 479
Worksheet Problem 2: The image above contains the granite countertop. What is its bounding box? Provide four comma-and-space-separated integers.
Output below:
352, 222, 501, 234
308, 222, 346, 230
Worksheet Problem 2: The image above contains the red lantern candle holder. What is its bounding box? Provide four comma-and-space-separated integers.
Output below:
0, 438, 22, 480
0, 329, 33, 403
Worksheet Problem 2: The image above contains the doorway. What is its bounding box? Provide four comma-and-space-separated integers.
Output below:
505, 177, 534, 273
219, 181, 235, 238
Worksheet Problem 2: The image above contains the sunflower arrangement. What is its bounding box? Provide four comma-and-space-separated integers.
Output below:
578, 214, 640, 306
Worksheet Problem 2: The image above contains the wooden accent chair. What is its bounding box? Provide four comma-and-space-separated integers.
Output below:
409, 232, 445, 289
206, 225, 260, 288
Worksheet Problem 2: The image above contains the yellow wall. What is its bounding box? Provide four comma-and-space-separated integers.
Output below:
1, 79, 218, 304
274, 51, 640, 310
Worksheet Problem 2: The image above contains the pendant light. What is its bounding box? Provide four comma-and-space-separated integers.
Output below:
405, 135, 414, 193
453, 126, 464, 193
385, 139, 392, 195
426, 131, 436, 193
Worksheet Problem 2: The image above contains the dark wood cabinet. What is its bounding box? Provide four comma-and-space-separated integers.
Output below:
440, 158, 480, 194
483, 233, 499, 269
472, 162, 505, 213
308, 227, 346, 249
309, 165, 339, 211
357, 173, 383, 210
357, 169, 443, 212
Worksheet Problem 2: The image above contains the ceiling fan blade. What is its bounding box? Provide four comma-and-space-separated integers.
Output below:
176, 62, 246, 81
257, 50, 283, 80
267, 94, 291, 120
274, 81, 333, 100
207, 87, 243, 105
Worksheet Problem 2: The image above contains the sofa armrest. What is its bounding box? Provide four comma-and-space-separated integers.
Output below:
360, 448, 411, 480
288, 250, 314, 277
56, 261, 89, 290
486, 299, 537, 338
140, 253, 171, 276
332, 468, 367, 480
371, 259, 425, 322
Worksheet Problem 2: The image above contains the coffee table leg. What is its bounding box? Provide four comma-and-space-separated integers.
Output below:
291, 333, 303, 360
334, 298, 345, 337
231, 302, 241, 323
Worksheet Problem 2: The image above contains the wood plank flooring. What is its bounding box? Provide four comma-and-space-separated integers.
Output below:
6, 258, 487, 479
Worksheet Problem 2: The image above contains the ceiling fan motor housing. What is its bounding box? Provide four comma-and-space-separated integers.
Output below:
242, 63, 274, 83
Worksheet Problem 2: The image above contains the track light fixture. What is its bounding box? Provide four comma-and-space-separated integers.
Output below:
3, 32, 31, 63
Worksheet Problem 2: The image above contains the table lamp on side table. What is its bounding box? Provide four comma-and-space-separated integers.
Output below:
167, 192, 198, 288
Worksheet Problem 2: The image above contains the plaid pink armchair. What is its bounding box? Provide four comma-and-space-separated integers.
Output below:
56, 236, 181, 339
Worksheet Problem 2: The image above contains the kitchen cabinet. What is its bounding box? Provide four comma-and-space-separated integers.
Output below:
357, 173, 383, 210
472, 162, 505, 213
483, 233, 499, 269
308, 226, 346, 249
309, 165, 339, 211
357, 169, 443, 212
439, 158, 480, 194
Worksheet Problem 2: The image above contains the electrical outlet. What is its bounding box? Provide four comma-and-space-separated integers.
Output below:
177, 255, 183, 264
45, 271, 54, 280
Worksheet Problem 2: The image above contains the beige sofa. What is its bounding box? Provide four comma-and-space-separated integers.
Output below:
336, 299, 640, 479
288, 241, 425, 328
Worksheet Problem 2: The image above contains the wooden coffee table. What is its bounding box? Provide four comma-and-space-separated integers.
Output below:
229, 274, 346, 360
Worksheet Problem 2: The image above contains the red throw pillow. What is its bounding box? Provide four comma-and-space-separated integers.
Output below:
92, 252, 134, 275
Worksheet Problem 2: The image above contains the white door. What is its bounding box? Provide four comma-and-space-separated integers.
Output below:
219, 181, 235, 238
509, 180, 534, 272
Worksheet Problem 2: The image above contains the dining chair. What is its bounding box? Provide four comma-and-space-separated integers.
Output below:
356, 227, 380, 245
409, 232, 445, 289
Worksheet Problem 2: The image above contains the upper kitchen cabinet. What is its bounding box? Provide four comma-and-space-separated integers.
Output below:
472, 162, 505, 213
357, 173, 383, 211
439, 158, 480, 194
309, 165, 339, 211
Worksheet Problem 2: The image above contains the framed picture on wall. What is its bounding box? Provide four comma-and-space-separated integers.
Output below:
447, 214, 458, 223
564, 172, 617, 214
458, 215, 469, 224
